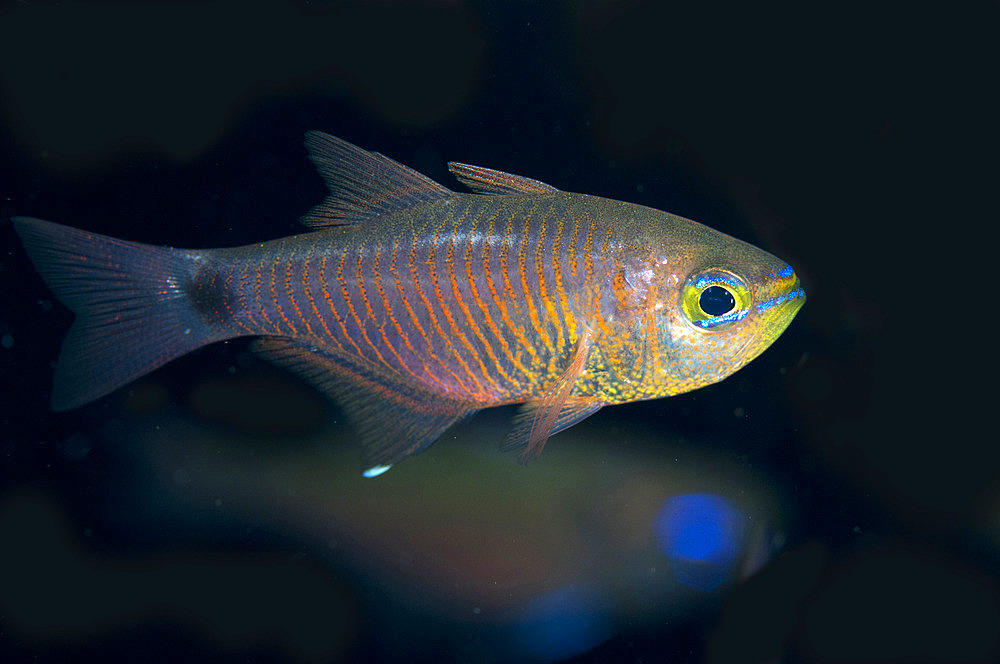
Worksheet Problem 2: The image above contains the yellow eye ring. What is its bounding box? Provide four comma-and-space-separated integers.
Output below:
681, 269, 751, 330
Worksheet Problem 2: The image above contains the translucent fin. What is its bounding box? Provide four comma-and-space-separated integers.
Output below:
447, 162, 560, 195
13, 217, 224, 411
504, 398, 602, 458
252, 338, 475, 468
301, 131, 452, 228
503, 330, 597, 462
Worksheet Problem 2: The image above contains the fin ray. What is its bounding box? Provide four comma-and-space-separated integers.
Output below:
13, 217, 226, 410
447, 162, 560, 195
504, 398, 602, 457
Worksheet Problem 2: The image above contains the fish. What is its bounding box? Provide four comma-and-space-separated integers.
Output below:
13, 132, 805, 476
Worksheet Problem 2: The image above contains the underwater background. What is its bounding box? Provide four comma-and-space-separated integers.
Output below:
1, 2, 996, 663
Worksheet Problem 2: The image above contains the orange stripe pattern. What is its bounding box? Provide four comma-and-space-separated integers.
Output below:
203, 194, 621, 405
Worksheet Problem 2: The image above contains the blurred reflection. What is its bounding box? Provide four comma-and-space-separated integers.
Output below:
0, 488, 357, 663
514, 584, 612, 662
655, 493, 746, 591
0, 378, 788, 661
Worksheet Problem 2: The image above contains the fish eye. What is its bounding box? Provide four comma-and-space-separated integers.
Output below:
699, 285, 735, 316
681, 269, 751, 330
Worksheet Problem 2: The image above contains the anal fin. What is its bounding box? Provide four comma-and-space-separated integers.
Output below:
252, 337, 475, 472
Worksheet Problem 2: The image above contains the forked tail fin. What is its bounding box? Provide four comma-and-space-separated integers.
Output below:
13, 217, 224, 410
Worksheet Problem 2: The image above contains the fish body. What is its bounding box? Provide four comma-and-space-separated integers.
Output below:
14, 133, 805, 473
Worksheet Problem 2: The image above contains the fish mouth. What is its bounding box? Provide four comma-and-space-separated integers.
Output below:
777, 281, 806, 317
756, 277, 805, 341
756, 271, 806, 316
735, 272, 805, 366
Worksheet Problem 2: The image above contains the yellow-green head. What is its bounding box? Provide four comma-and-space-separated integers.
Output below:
642, 221, 805, 398
592, 204, 806, 403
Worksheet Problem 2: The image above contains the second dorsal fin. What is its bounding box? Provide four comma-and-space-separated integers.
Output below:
447, 162, 560, 195
301, 131, 452, 228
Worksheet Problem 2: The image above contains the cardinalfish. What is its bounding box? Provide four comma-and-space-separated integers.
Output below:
14, 132, 804, 477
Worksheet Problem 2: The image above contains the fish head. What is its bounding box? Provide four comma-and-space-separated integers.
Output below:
643, 225, 805, 395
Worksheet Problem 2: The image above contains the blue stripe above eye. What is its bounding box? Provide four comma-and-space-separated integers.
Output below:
767, 264, 794, 279
691, 273, 743, 290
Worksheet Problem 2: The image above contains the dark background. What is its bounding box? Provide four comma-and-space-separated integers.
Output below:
1, 2, 997, 663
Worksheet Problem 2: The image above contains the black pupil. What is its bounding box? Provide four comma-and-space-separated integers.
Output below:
700, 285, 736, 316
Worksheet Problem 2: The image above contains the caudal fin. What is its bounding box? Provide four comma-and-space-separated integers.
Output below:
13, 217, 222, 410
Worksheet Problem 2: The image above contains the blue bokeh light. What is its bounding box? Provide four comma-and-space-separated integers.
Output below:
654, 494, 746, 590
514, 584, 612, 662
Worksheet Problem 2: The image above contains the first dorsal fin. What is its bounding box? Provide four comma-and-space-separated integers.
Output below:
301, 131, 451, 228
447, 162, 560, 195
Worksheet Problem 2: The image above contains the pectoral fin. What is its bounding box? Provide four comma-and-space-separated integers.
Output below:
503, 330, 599, 462
504, 398, 602, 461
252, 338, 475, 473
